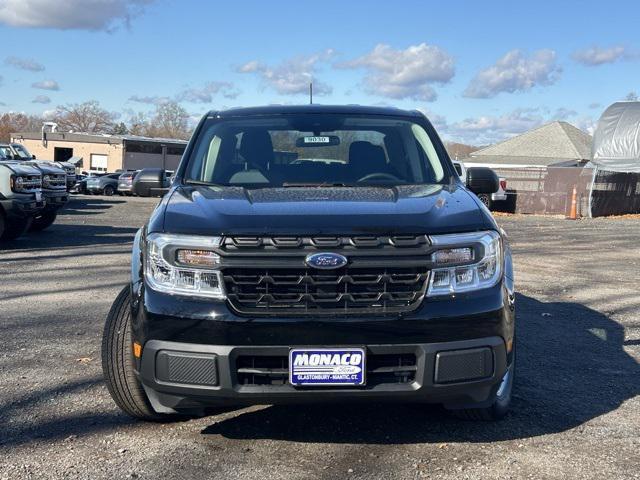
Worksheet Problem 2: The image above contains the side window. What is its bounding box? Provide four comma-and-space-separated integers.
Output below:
454, 164, 462, 176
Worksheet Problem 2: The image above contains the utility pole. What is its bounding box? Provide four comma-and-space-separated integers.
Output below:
309, 82, 313, 105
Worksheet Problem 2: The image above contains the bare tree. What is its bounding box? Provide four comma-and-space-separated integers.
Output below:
624, 91, 638, 101
0, 112, 43, 142
148, 102, 191, 139
127, 111, 150, 137
126, 102, 192, 140
53, 100, 116, 133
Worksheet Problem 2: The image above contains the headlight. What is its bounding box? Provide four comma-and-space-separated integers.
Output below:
12, 176, 24, 191
427, 230, 502, 296
42, 175, 51, 188
144, 233, 225, 298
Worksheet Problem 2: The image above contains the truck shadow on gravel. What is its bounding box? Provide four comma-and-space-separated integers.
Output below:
2, 224, 139, 252
202, 293, 639, 444
61, 197, 127, 216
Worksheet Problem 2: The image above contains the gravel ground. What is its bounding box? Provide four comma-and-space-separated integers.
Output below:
1, 196, 639, 480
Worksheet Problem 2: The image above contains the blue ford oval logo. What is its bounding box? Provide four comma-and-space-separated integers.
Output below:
305, 252, 348, 270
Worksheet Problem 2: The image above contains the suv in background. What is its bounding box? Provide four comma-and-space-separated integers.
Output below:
117, 170, 139, 196
0, 144, 68, 231
453, 160, 507, 209
102, 105, 516, 423
0, 152, 45, 240
86, 172, 121, 196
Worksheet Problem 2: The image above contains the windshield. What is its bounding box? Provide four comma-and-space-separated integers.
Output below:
11, 144, 31, 159
184, 114, 447, 187
0, 145, 14, 160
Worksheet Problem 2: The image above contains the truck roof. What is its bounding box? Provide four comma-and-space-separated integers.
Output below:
209, 104, 425, 119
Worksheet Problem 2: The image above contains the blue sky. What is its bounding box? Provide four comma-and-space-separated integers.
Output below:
1, 0, 639, 144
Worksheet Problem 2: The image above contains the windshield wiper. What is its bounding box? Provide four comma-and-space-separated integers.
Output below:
281, 182, 352, 188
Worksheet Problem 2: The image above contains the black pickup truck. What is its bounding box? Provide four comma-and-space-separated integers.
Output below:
102, 105, 516, 422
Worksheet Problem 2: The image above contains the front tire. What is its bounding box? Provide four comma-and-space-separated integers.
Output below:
103, 185, 115, 196
101, 286, 170, 422
0, 216, 32, 241
30, 211, 57, 232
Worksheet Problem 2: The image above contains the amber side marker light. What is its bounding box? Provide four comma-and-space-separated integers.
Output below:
506, 338, 513, 353
133, 342, 142, 358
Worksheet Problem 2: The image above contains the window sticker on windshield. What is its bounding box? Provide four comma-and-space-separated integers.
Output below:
303, 136, 330, 144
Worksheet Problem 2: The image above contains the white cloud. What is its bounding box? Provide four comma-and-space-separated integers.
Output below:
237, 49, 335, 96
464, 49, 561, 99
449, 109, 545, 143
32, 95, 51, 104
588, 102, 602, 110
129, 81, 239, 106
176, 82, 240, 103
128, 95, 172, 105
338, 43, 454, 102
0, 0, 155, 31
572, 45, 632, 66
440, 107, 593, 145
32, 79, 60, 90
5, 56, 44, 71
552, 107, 577, 120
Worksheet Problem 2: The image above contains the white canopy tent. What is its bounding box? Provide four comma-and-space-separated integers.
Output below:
592, 101, 640, 173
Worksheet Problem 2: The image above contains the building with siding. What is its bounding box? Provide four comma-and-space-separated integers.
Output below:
10, 131, 187, 173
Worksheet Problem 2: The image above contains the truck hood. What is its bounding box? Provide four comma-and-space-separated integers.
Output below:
157, 184, 495, 236
0, 161, 42, 176
24, 161, 66, 175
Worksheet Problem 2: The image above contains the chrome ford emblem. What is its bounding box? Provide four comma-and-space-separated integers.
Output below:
305, 252, 348, 270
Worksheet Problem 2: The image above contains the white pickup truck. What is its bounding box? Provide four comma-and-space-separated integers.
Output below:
452, 160, 507, 208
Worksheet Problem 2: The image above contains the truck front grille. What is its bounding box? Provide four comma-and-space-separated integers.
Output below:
47, 174, 67, 189
18, 175, 42, 191
220, 235, 432, 316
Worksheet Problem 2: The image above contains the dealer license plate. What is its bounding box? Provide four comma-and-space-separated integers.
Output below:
289, 348, 366, 386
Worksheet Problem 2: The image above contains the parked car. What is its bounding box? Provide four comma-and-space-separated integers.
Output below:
8, 143, 77, 191
0, 143, 68, 231
453, 160, 507, 209
71, 173, 104, 194
0, 153, 45, 240
131, 168, 172, 197
86, 172, 121, 196
117, 170, 139, 196
102, 105, 515, 423
69, 174, 87, 194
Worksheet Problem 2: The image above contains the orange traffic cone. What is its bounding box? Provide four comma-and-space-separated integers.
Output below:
567, 186, 578, 220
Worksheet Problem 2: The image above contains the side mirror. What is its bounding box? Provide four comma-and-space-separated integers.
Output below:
466, 167, 499, 194
32, 154, 37, 159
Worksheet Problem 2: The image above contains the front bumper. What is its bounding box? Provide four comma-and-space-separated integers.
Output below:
491, 192, 507, 202
0, 196, 46, 218
138, 337, 507, 413
42, 190, 69, 211
133, 280, 515, 413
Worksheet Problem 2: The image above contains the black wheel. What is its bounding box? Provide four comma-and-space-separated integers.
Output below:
30, 211, 57, 232
103, 185, 115, 196
102, 286, 173, 422
0, 216, 32, 241
477, 194, 492, 209
449, 345, 515, 421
